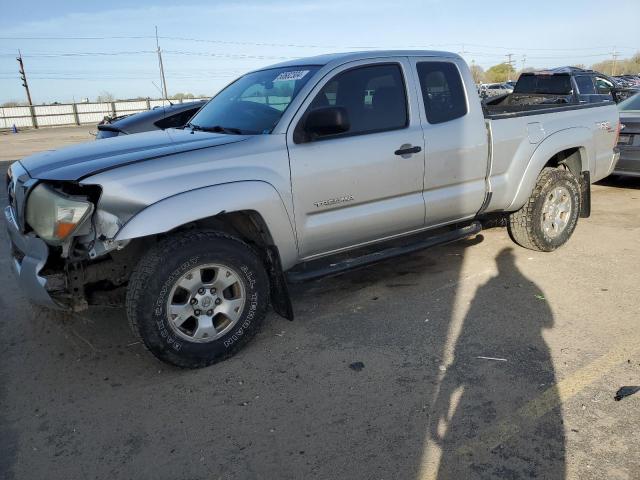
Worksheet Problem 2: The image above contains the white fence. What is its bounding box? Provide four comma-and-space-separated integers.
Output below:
0, 98, 208, 130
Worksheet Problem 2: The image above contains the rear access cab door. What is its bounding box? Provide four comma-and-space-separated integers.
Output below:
408, 56, 489, 226
286, 57, 426, 259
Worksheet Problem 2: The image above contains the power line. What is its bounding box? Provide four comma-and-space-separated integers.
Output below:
0, 50, 296, 60
0, 35, 637, 52
0, 51, 155, 58
0, 49, 621, 61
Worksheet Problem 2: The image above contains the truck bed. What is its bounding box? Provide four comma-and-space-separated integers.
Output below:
483, 93, 614, 119
484, 99, 619, 214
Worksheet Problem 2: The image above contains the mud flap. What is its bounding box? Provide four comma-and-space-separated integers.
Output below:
265, 246, 294, 320
579, 171, 591, 218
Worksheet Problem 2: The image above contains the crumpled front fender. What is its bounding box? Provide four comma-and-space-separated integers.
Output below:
113, 181, 299, 269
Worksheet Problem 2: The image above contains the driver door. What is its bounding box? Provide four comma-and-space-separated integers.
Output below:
286, 58, 426, 259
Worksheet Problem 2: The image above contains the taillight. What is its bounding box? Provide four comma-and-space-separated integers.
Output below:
614, 121, 621, 146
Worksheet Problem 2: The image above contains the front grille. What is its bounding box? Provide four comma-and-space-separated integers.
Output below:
5, 162, 30, 231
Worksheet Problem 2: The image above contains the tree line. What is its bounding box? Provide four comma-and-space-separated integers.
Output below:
470, 52, 640, 84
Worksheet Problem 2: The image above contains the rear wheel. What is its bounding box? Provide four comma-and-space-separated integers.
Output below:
126, 231, 269, 368
508, 167, 581, 252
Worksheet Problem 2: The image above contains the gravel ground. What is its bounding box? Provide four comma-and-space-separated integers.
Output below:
1, 127, 638, 480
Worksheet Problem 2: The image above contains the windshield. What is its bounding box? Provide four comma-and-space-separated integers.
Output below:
188, 66, 320, 134
514, 74, 573, 95
619, 92, 640, 111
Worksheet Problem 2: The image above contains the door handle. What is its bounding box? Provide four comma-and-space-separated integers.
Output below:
394, 145, 422, 156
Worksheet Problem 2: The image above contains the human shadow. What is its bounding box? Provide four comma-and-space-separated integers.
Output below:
430, 248, 565, 479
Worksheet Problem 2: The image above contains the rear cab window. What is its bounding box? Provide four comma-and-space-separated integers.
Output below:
514, 74, 573, 95
416, 61, 468, 124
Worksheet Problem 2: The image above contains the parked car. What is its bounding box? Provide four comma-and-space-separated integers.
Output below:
497, 67, 638, 105
481, 83, 513, 97
5, 50, 619, 368
512, 67, 616, 104
96, 100, 206, 139
614, 92, 640, 177
614, 75, 640, 88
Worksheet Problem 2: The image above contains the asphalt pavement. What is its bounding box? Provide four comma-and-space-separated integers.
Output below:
1, 127, 638, 480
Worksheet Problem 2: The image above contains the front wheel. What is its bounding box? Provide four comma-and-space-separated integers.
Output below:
126, 231, 269, 368
507, 167, 581, 252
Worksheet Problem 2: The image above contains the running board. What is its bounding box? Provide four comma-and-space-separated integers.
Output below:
286, 221, 482, 283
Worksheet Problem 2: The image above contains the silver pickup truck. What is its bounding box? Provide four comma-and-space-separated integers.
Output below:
5, 50, 620, 368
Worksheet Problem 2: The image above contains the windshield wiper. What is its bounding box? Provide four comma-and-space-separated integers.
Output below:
187, 123, 243, 135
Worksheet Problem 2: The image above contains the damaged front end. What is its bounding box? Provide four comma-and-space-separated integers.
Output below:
4, 162, 138, 311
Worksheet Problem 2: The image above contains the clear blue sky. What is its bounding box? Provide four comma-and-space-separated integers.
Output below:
1, 0, 638, 104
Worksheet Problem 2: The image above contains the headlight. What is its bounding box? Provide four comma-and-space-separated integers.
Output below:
26, 183, 93, 245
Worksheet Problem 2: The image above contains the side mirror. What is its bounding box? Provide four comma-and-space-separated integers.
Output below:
304, 106, 350, 138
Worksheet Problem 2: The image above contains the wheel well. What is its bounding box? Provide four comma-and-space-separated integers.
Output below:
194, 211, 275, 249
543, 147, 591, 218
78, 210, 294, 319
187, 211, 293, 320
544, 147, 583, 177
126, 210, 274, 251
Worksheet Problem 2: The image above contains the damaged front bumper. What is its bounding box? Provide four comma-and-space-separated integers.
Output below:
4, 205, 66, 310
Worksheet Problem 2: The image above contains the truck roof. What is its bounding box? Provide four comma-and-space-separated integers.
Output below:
262, 50, 463, 70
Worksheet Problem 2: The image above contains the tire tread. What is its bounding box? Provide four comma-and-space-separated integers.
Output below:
125, 230, 268, 368
507, 167, 579, 252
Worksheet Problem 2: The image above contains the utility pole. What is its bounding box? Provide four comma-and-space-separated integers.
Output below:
155, 26, 168, 100
17, 50, 33, 106
521, 55, 527, 73
506, 53, 515, 82
611, 47, 619, 76
17, 50, 37, 128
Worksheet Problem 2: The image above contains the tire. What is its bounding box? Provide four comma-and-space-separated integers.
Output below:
507, 167, 581, 252
126, 230, 269, 368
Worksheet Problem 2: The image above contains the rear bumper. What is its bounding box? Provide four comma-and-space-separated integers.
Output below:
613, 147, 640, 177
4, 205, 65, 309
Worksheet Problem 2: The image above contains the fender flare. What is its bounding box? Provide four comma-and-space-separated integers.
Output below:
507, 127, 592, 211
114, 180, 299, 269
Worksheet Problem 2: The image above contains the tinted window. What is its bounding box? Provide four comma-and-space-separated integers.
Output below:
416, 61, 467, 124
514, 74, 573, 95
575, 76, 596, 94
595, 77, 613, 95
191, 66, 320, 134
155, 107, 200, 129
307, 64, 408, 136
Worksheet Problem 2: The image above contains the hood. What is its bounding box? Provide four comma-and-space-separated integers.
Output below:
19, 128, 250, 181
